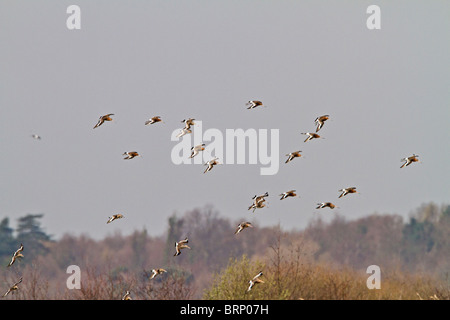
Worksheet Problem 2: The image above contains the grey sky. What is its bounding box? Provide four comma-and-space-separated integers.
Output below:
1, 1, 449, 240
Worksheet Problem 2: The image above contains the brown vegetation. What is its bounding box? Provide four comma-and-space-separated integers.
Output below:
0, 202, 449, 299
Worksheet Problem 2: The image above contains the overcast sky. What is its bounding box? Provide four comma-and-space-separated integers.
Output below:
1, 1, 449, 240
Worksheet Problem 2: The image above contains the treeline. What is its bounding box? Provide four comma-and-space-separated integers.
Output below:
0, 203, 448, 299
304, 202, 450, 276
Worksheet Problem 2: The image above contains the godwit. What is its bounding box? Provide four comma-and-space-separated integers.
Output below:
2, 278, 22, 298
400, 154, 420, 168
123, 151, 141, 160
176, 127, 192, 138
189, 144, 205, 158
145, 116, 163, 125
246, 100, 265, 109
247, 271, 264, 292
248, 200, 266, 213
301, 132, 322, 142
235, 222, 253, 235
122, 291, 132, 300
248, 192, 268, 212
285, 151, 302, 163
338, 187, 358, 198
253, 192, 269, 202
279, 190, 298, 200
174, 237, 191, 256
314, 115, 330, 132
316, 202, 338, 209
7, 243, 24, 267
204, 158, 220, 173
181, 118, 195, 129
107, 214, 124, 224
93, 114, 114, 129
150, 268, 167, 280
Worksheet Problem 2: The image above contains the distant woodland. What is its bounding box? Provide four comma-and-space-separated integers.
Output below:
0, 202, 449, 300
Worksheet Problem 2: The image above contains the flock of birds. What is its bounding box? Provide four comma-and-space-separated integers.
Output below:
4, 100, 421, 299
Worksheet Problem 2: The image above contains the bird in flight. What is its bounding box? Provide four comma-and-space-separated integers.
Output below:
93, 114, 114, 129
338, 187, 358, 198
122, 291, 132, 300
123, 151, 141, 160
248, 192, 268, 213
189, 144, 206, 158
31, 134, 41, 140
150, 268, 167, 280
301, 132, 323, 142
145, 116, 163, 125
314, 115, 330, 132
107, 214, 124, 224
248, 199, 266, 213
235, 222, 253, 235
7, 243, 24, 267
204, 158, 220, 173
246, 100, 266, 109
176, 127, 192, 138
316, 202, 338, 209
181, 118, 195, 130
2, 277, 22, 298
247, 271, 264, 292
174, 237, 191, 256
279, 190, 298, 200
400, 154, 420, 168
253, 192, 269, 202
285, 151, 302, 164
